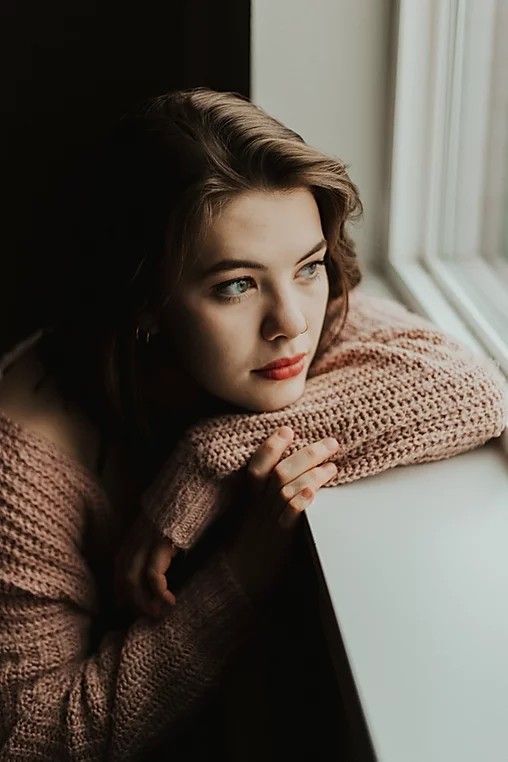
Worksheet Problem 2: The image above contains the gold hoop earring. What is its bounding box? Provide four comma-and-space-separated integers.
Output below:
135, 325, 150, 344
135, 321, 160, 344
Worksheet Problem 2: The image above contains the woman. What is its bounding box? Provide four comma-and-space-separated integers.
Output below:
0, 87, 504, 761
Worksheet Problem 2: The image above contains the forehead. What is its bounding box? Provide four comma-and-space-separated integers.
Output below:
191, 187, 323, 274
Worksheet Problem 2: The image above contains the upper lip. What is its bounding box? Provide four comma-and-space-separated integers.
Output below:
254, 353, 307, 371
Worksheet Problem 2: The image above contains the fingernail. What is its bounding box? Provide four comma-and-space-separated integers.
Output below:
324, 437, 339, 450
278, 426, 293, 440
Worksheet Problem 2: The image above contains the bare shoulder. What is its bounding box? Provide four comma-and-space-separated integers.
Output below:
0, 348, 100, 471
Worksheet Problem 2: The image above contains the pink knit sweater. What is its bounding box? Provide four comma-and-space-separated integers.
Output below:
0, 289, 506, 760
141, 289, 507, 551
0, 417, 257, 759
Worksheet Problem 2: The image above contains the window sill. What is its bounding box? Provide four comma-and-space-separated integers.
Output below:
304, 438, 508, 761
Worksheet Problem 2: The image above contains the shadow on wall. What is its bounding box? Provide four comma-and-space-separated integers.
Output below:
0, 0, 250, 353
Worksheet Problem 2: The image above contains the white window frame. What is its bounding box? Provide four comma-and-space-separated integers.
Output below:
383, 0, 508, 383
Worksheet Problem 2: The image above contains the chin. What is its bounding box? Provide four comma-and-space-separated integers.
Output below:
234, 382, 307, 414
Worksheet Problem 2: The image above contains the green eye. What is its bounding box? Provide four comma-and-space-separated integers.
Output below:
213, 258, 327, 304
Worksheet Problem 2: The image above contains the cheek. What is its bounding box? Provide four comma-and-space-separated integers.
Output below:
311, 277, 330, 322
174, 303, 244, 368
321, 271, 331, 300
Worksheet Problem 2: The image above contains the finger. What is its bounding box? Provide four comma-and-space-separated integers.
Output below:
278, 486, 315, 530
146, 541, 177, 605
278, 461, 338, 530
144, 585, 176, 619
279, 462, 338, 505
270, 437, 340, 496
124, 545, 153, 616
246, 426, 294, 494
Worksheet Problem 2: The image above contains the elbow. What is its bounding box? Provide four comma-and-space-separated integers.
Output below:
449, 355, 507, 444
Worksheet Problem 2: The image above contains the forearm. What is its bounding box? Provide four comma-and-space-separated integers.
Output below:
0, 550, 256, 761
141, 295, 507, 552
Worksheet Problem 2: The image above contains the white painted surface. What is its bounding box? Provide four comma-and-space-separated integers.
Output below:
384, 1, 508, 381
306, 438, 508, 762
356, 266, 398, 300
251, 0, 392, 271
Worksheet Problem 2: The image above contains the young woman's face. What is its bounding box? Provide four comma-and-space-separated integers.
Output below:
160, 187, 330, 413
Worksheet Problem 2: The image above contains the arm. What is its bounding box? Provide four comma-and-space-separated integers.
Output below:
142, 292, 507, 550
0, 447, 256, 761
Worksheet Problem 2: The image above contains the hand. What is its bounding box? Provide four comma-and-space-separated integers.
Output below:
113, 514, 179, 619
224, 426, 339, 603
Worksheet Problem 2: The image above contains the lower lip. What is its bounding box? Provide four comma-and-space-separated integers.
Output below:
253, 358, 306, 380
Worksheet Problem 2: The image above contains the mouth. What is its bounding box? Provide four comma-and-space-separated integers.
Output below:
252, 353, 307, 381
254, 353, 307, 372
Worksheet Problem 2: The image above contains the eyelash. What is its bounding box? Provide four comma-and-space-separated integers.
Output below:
213, 257, 328, 304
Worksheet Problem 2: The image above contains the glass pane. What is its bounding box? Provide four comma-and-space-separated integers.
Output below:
481, 0, 508, 284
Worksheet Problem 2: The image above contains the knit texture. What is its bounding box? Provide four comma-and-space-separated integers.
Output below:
0, 410, 258, 760
0, 288, 506, 760
141, 289, 508, 551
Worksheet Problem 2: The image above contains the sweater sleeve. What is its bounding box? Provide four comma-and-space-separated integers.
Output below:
0, 428, 257, 761
142, 291, 507, 550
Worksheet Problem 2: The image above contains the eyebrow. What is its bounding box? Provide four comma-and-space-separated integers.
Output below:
197, 238, 328, 280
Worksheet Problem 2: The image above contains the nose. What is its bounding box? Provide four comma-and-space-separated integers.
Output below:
260, 290, 308, 341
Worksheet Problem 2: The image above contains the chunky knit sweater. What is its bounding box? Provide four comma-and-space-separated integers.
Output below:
0, 289, 506, 760
0, 414, 258, 759
141, 289, 508, 551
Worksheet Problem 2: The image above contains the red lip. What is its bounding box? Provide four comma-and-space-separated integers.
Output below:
255, 353, 307, 371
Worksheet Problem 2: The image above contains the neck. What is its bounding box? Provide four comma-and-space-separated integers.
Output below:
142, 359, 238, 432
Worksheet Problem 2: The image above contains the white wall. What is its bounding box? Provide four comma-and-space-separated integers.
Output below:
251, 0, 393, 273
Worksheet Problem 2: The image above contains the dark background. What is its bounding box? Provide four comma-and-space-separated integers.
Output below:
0, 0, 250, 353
0, 8, 356, 755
